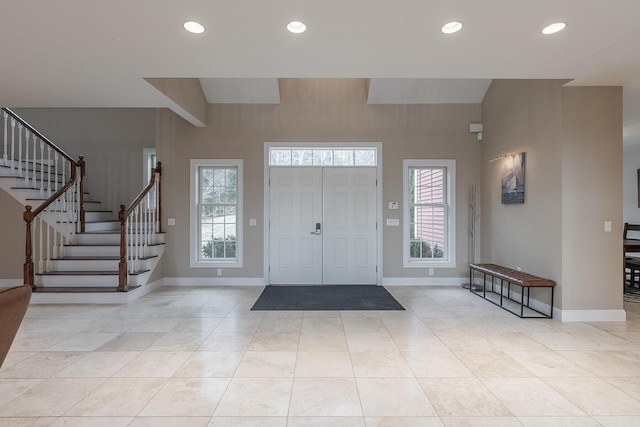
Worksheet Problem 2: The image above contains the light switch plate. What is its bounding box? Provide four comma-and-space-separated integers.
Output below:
388, 202, 399, 210
249, 219, 257, 226
386, 218, 399, 226
167, 218, 176, 226
605, 221, 611, 232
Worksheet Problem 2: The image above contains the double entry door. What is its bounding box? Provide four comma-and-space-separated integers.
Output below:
269, 167, 377, 285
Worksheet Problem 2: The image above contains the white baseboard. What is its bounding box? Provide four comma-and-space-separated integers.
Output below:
163, 277, 265, 286
381, 277, 467, 286
557, 309, 627, 322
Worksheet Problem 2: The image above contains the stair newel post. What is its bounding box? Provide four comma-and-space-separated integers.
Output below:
23, 206, 36, 290
78, 156, 86, 233
156, 162, 162, 233
118, 204, 128, 292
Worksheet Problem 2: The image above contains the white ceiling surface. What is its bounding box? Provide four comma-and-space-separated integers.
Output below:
1, 1, 640, 113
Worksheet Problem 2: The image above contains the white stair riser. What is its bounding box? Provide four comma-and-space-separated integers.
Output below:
75, 233, 165, 245
36, 274, 119, 287
48, 259, 119, 271
49, 258, 155, 271
85, 211, 114, 222
64, 244, 164, 257
85, 221, 120, 232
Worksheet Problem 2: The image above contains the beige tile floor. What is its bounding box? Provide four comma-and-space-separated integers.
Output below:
2, 285, 640, 426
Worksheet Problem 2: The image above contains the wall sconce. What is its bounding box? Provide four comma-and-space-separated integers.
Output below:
488, 148, 514, 163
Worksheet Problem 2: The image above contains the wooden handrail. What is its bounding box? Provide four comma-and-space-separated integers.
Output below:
5, 107, 88, 287
118, 162, 162, 292
124, 164, 159, 217
2, 108, 74, 164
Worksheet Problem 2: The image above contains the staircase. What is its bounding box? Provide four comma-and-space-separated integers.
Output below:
0, 108, 164, 302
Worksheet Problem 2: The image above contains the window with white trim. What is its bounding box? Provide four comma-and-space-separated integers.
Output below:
403, 159, 456, 268
190, 159, 243, 268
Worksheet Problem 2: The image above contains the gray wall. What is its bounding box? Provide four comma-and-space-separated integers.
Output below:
481, 80, 623, 311
156, 79, 482, 280
13, 108, 156, 213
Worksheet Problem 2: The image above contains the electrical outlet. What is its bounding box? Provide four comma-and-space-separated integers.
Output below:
217, 269, 222, 276
428, 268, 434, 276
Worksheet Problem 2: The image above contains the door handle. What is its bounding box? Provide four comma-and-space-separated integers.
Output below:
310, 222, 321, 235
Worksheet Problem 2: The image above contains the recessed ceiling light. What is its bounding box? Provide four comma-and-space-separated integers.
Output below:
542, 22, 566, 35
441, 21, 463, 34
287, 20, 307, 34
183, 21, 205, 34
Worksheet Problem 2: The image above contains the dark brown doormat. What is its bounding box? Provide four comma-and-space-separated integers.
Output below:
251, 285, 405, 311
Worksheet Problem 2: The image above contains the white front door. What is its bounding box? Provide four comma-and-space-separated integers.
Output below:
269, 167, 377, 285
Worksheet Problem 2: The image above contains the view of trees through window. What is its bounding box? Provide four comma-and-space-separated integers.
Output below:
198, 166, 237, 261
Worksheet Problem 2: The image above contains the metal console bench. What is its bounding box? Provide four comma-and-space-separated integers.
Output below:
469, 263, 556, 319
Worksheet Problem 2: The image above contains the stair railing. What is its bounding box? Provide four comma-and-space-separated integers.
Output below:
118, 162, 162, 292
2, 108, 86, 289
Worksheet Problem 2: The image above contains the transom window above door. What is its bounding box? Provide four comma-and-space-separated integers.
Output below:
269, 147, 377, 167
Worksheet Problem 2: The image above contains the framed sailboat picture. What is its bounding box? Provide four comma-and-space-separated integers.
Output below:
501, 152, 526, 204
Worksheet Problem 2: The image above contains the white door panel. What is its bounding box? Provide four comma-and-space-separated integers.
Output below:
323, 168, 377, 284
269, 168, 323, 284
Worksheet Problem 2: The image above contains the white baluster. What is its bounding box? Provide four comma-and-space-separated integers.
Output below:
52, 207, 58, 261
126, 217, 132, 274
47, 146, 52, 197
37, 216, 43, 274
54, 153, 59, 193
2, 111, 7, 165
10, 118, 15, 169
33, 137, 38, 185
24, 132, 30, 185
17, 124, 22, 176
39, 140, 44, 195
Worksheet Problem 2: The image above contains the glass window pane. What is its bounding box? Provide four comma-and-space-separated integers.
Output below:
201, 241, 213, 259
213, 206, 225, 224
334, 150, 353, 166
225, 224, 236, 240
270, 149, 291, 165
213, 186, 225, 203
214, 241, 225, 258
354, 149, 376, 166
226, 169, 237, 187
213, 224, 224, 240
213, 169, 226, 186
291, 149, 313, 166
200, 205, 214, 223
226, 188, 237, 204
200, 224, 213, 241
225, 241, 236, 258
320, 150, 333, 166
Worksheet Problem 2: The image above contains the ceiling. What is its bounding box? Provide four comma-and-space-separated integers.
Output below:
1, 0, 640, 142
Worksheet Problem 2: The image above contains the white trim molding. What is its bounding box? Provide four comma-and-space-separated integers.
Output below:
189, 158, 244, 269
557, 309, 627, 322
163, 277, 265, 286
382, 278, 466, 286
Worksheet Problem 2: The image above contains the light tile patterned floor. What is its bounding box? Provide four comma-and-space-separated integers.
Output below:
2, 285, 640, 426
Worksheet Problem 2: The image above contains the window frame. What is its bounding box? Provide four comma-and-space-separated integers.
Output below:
190, 159, 243, 268
403, 159, 456, 268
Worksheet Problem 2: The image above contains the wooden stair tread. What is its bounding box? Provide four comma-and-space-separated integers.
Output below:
37, 270, 150, 276
51, 255, 157, 261
32, 285, 141, 293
